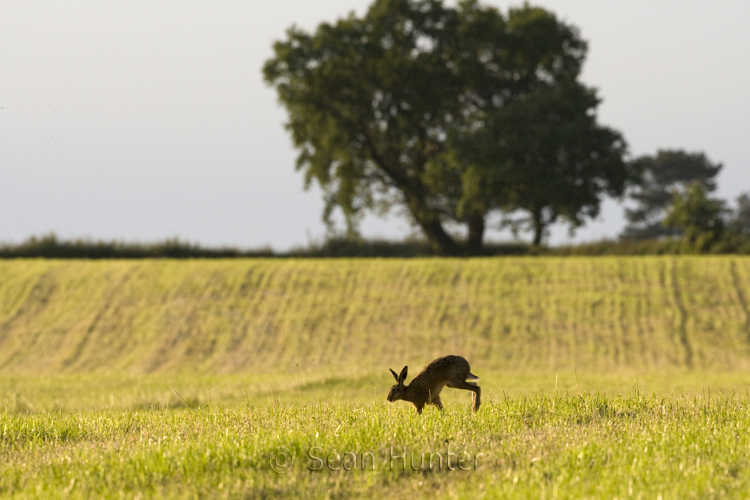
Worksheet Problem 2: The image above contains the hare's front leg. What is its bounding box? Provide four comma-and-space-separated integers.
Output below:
430, 395, 443, 410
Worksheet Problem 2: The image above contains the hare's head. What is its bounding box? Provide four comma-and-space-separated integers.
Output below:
386, 366, 408, 402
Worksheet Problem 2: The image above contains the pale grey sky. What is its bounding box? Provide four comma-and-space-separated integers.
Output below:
1, 1, 748, 250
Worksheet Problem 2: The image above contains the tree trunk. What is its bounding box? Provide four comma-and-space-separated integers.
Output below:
465, 212, 486, 256
418, 218, 461, 256
532, 209, 545, 247
401, 183, 461, 256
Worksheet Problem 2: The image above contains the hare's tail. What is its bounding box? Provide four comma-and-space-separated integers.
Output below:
467, 372, 480, 381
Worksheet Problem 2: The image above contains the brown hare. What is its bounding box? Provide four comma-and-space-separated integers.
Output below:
386, 355, 481, 414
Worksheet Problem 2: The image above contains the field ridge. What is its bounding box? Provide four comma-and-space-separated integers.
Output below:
1, 257, 750, 376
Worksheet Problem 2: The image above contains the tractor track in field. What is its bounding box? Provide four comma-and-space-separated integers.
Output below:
0, 271, 58, 371
730, 259, 750, 344
668, 259, 693, 369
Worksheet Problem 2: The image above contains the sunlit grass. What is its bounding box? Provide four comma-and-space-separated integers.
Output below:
4, 257, 750, 497
3, 391, 750, 499
4, 369, 750, 414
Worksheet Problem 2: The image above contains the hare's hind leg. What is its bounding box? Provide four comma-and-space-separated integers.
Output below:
471, 386, 481, 411
450, 380, 481, 412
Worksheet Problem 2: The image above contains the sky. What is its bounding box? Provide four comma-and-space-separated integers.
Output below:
1, 1, 748, 250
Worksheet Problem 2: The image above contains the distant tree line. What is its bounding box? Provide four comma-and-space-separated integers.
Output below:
0, 234, 274, 260
0, 233, 532, 259
621, 149, 750, 253
4, 230, 750, 260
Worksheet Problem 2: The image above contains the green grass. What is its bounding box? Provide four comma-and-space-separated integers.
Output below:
4, 257, 750, 498
4, 392, 750, 499
4, 370, 750, 414
4, 370, 750, 498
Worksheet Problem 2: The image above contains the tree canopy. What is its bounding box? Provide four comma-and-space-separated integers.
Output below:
449, 80, 629, 246
730, 192, 750, 237
264, 0, 634, 255
663, 182, 727, 252
622, 150, 723, 240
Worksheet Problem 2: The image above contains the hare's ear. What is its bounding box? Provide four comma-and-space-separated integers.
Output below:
390, 368, 399, 382
398, 366, 408, 384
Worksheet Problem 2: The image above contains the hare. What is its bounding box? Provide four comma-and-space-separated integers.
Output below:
386, 355, 481, 414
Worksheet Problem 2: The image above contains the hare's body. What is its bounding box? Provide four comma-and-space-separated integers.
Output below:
387, 355, 481, 414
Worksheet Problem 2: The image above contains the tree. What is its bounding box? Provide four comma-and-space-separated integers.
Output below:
264, 0, 626, 255
448, 80, 631, 246
729, 192, 750, 237
662, 182, 727, 252
622, 150, 722, 240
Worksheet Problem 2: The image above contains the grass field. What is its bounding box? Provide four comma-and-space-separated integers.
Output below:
3, 257, 750, 376
3, 257, 750, 498
5, 394, 750, 499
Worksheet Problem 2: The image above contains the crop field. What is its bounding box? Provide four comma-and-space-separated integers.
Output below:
3, 257, 750, 498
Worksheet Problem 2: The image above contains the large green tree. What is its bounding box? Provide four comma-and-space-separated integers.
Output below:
264, 0, 629, 254
448, 80, 630, 246
622, 150, 723, 240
